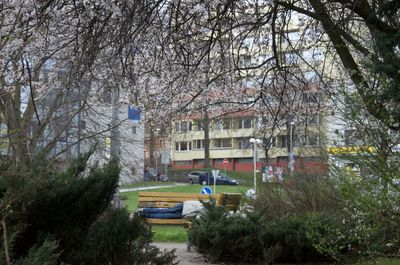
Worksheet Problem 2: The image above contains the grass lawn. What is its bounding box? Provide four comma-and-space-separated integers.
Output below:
121, 182, 250, 242
152, 226, 188, 242
378, 258, 400, 265
356, 258, 400, 265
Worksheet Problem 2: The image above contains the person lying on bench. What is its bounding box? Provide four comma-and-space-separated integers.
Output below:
140, 201, 203, 219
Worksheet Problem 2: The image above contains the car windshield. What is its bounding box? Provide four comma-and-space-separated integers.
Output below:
218, 174, 230, 180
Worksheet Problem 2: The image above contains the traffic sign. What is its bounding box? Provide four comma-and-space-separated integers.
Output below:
200, 186, 212, 194
211, 170, 220, 194
161, 148, 169, 164
223, 158, 228, 165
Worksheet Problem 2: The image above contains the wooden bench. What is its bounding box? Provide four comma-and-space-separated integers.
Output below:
139, 192, 241, 227
138, 191, 242, 247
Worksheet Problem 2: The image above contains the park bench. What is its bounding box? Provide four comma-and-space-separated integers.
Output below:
137, 191, 242, 250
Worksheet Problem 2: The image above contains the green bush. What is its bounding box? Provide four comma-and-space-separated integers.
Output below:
263, 214, 328, 263
255, 174, 340, 220
13, 240, 61, 265
188, 202, 331, 264
1, 154, 177, 265
188, 202, 265, 263
76, 208, 177, 265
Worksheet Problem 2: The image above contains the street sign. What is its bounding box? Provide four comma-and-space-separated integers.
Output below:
161, 148, 169, 164
211, 170, 220, 194
200, 186, 212, 194
223, 158, 228, 165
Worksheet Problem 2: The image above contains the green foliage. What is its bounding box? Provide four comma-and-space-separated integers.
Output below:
13, 240, 61, 265
256, 174, 341, 220
76, 208, 177, 265
263, 215, 328, 263
189, 202, 330, 264
9, 158, 120, 260
189, 202, 265, 263
152, 226, 188, 242
255, 168, 400, 263
1, 154, 177, 265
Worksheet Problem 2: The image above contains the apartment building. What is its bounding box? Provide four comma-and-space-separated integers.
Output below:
171, 106, 328, 175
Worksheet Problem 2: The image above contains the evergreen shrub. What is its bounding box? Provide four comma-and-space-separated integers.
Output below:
76, 208, 177, 265
188, 202, 332, 264
263, 214, 330, 263
0, 154, 177, 265
188, 202, 265, 263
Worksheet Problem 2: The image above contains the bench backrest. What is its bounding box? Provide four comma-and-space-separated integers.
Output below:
138, 191, 241, 211
216, 193, 242, 211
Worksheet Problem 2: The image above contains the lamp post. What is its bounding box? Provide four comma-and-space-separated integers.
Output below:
250, 138, 262, 195
289, 122, 295, 175
155, 128, 160, 182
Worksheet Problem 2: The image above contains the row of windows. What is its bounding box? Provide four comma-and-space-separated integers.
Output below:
175, 114, 322, 133
175, 118, 253, 132
175, 134, 321, 151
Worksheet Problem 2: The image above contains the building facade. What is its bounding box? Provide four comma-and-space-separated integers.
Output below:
171, 109, 328, 175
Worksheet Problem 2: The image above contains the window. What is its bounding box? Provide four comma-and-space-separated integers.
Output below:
306, 133, 320, 146
175, 121, 192, 132
175, 141, 192, 151
193, 120, 204, 131
222, 118, 232, 129
213, 138, 232, 148
181, 121, 188, 132
238, 138, 251, 149
175, 160, 191, 165
239, 118, 252, 129
216, 118, 232, 130
277, 135, 287, 148
132, 125, 137, 134
193, 139, 205, 150
181, 141, 188, 150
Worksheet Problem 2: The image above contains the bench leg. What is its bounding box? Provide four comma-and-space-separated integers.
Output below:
186, 227, 192, 252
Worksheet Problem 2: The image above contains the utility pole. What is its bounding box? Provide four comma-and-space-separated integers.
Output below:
288, 121, 295, 175
110, 85, 120, 162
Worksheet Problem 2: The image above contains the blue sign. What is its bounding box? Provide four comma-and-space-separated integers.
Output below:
128, 106, 141, 121
200, 186, 212, 194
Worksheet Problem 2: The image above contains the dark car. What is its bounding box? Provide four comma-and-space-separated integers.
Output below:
187, 171, 204, 184
198, 172, 239, 185
144, 169, 168, 182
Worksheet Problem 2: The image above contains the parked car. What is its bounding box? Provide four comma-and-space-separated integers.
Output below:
198, 172, 239, 185
144, 168, 168, 182
187, 171, 204, 184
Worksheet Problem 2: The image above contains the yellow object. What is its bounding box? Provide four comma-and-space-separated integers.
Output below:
327, 146, 376, 155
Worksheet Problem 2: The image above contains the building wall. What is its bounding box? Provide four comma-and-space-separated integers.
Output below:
171, 116, 328, 175
83, 105, 145, 184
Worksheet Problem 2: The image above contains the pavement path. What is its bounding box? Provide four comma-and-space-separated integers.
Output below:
119, 183, 188, 193
152, 242, 212, 265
